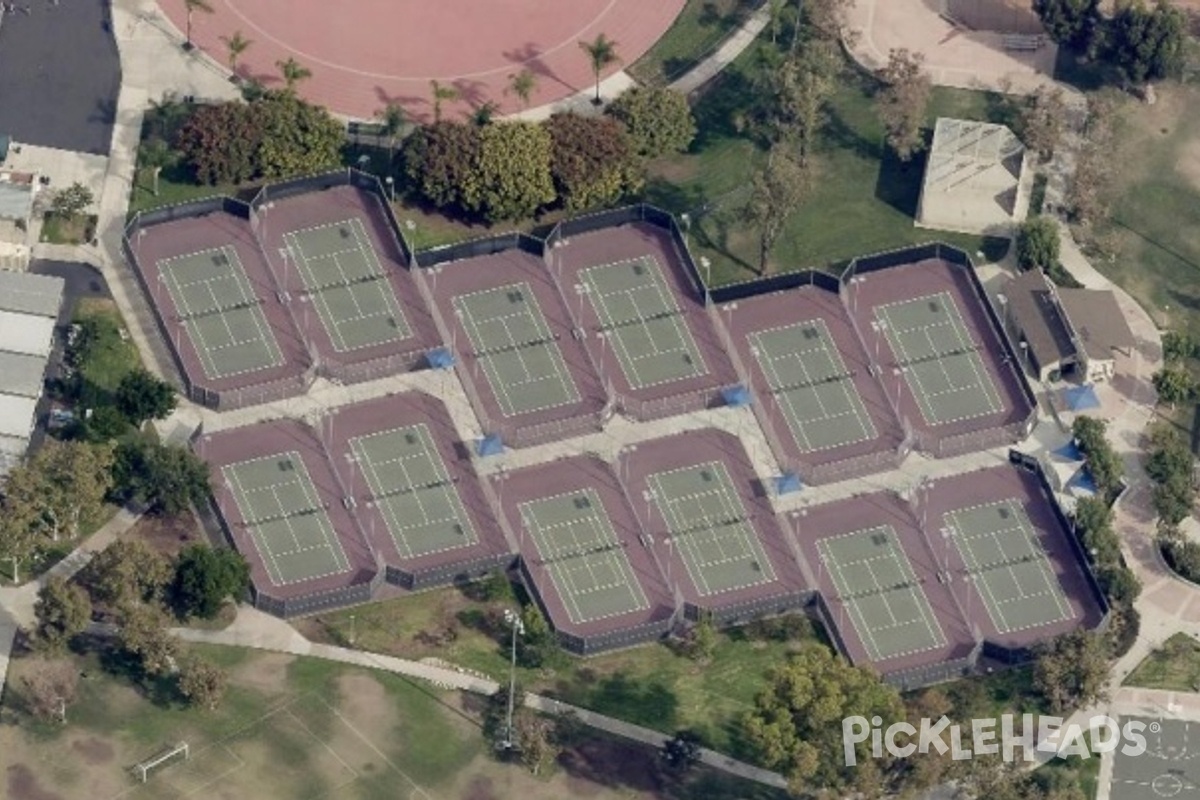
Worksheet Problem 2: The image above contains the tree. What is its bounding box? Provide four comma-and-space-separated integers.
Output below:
50, 182, 94, 220
137, 137, 178, 197
515, 712, 559, 775
1099, 564, 1142, 607
507, 69, 537, 109
255, 91, 345, 179
1073, 496, 1121, 565
176, 100, 265, 185
545, 113, 641, 211
663, 730, 703, 772
402, 121, 482, 211
429, 80, 460, 123
221, 30, 252, 76
1072, 415, 1124, 495
470, 100, 500, 127
743, 644, 904, 795
767, 0, 788, 45
1018, 86, 1068, 162
1032, 630, 1110, 712
173, 545, 250, 619
579, 34, 620, 104
1016, 216, 1061, 271
875, 48, 931, 161
2, 440, 115, 541
606, 86, 696, 158
182, 0, 213, 49
375, 102, 407, 159
689, 614, 717, 662
1153, 365, 1198, 408
468, 121, 556, 222
33, 577, 91, 652
1034, 0, 1101, 47
20, 662, 78, 723
82, 538, 173, 610
0, 505, 38, 584
119, 604, 179, 677
756, 43, 840, 161
742, 146, 809, 274
115, 368, 177, 426
1109, 0, 1186, 84
801, 0, 854, 45
111, 437, 210, 516
178, 656, 228, 710
276, 57, 312, 92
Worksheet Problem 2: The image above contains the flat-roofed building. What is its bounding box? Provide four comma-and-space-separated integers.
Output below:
1058, 288, 1136, 383
0, 270, 64, 474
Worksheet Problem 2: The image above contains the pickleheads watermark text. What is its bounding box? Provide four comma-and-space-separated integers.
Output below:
842, 714, 1156, 766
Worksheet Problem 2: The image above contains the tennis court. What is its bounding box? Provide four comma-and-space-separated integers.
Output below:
283, 219, 411, 352
223, 452, 350, 586
519, 489, 649, 624
875, 292, 1004, 425
944, 500, 1075, 634
157, 246, 283, 379
350, 423, 478, 559
646, 462, 776, 596
749, 320, 877, 453
580, 257, 707, 389
453, 282, 580, 416
817, 526, 947, 662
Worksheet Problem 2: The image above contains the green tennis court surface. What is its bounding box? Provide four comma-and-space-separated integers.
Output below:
519, 489, 649, 624
223, 453, 350, 586
453, 283, 580, 416
351, 424, 477, 559
580, 257, 707, 389
817, 526, 947, 662
750, 320, 876, 453
944, 500, 1074, 634
157, 246, 284, 379
285, 219, 411, 352
875, 292, 1004, 425
647, 462, 775, 596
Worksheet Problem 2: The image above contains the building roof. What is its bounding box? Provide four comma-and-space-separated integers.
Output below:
1057, 288, 1136, 361
0, 310, 55, 357
0, 270, 64, 317
918, 118, 1026, 233
0, 350, 47, 397
0, 181, 33, 221
1004, 269, 1076, 369
0, 393, 36, 440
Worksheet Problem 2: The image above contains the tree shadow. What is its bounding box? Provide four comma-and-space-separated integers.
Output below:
577, 672, 679, 730
503, 42, 577, 93
873, 145, 927, 218
371, 86, 427, 117
689, 69, 758, 151
451, 78, 491, 115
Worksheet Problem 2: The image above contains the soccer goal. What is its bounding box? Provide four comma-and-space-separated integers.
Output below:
133, 741, 189, 783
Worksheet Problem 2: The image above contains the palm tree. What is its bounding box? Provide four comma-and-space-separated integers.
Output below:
429, 80, 460, 123
137, 138, 177, 197
507, 69, 537, 109
221, 30, 252, 78
374, 102, 406, 158
276, 57, 312, 92
470, 101, 499, 127
182, 0, 214, 49
579, 34, 620, 105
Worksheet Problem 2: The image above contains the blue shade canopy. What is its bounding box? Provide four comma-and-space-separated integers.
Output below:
775, 472, 803, 495
476, 434, 504, 457
1069, 468, 1098, 495
1065, 384, 1100, 411
427, 347, 455, 369
722, 384, 751, 407
1054, 440, 1083, 461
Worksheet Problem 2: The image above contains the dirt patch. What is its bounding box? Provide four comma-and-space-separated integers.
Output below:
71, 736, 114, 765
460, 775, 500, 800
333, 671, 397, 744
230, 652, 294, 696
561, 739, 662, 796
1175, 138, 1200, 193
126, 511, 203, 559
6, 765, 64, 800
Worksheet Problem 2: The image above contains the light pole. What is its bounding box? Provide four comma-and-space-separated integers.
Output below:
500, 608, 525, 750
700, 256, 712, 307
385, 176, 395, 204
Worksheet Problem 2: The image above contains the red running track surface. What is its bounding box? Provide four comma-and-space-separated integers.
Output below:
157, 0, 685, 120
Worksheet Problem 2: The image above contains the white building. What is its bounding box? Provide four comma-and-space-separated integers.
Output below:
0, 270, 64, 475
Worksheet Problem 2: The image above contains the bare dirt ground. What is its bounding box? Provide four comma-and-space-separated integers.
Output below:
124, 512, 203, 559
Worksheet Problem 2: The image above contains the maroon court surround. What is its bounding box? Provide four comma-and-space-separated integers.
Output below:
491, 454, 674, 640
550, 222, 740, 414
197, 419, 376, 602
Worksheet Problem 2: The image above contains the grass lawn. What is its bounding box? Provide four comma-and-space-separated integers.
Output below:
128, 165, 238, 215
643, 43, 1011, 285
1123, 632, 1200, 691
0, 643, 786, 800
73, 297, 143, 399
628, 0, 760, 87
297, 585, 822, 756
41, 213, 97, 245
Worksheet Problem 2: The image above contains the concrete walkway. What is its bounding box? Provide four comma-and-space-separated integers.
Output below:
174, 607, 788, 789
670, 5, 771, 96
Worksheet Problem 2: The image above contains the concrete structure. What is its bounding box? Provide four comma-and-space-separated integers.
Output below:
930, 0, 1043, 34
0, 270, 63, 474
917, 118, 1030, 235
1058, 288, 1136, 382
1000, 268, 1077, 382
0, 171, 37, 270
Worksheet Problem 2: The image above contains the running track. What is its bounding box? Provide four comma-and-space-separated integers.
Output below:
157, 0, 685, 120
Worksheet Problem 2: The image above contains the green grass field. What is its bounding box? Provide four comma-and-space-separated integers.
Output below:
628, 0, 760, 87
73, 298, 143, 397
1123, 632, 1200, 691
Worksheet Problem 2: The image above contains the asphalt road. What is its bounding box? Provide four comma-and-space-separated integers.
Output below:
0, 0, 121, 155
